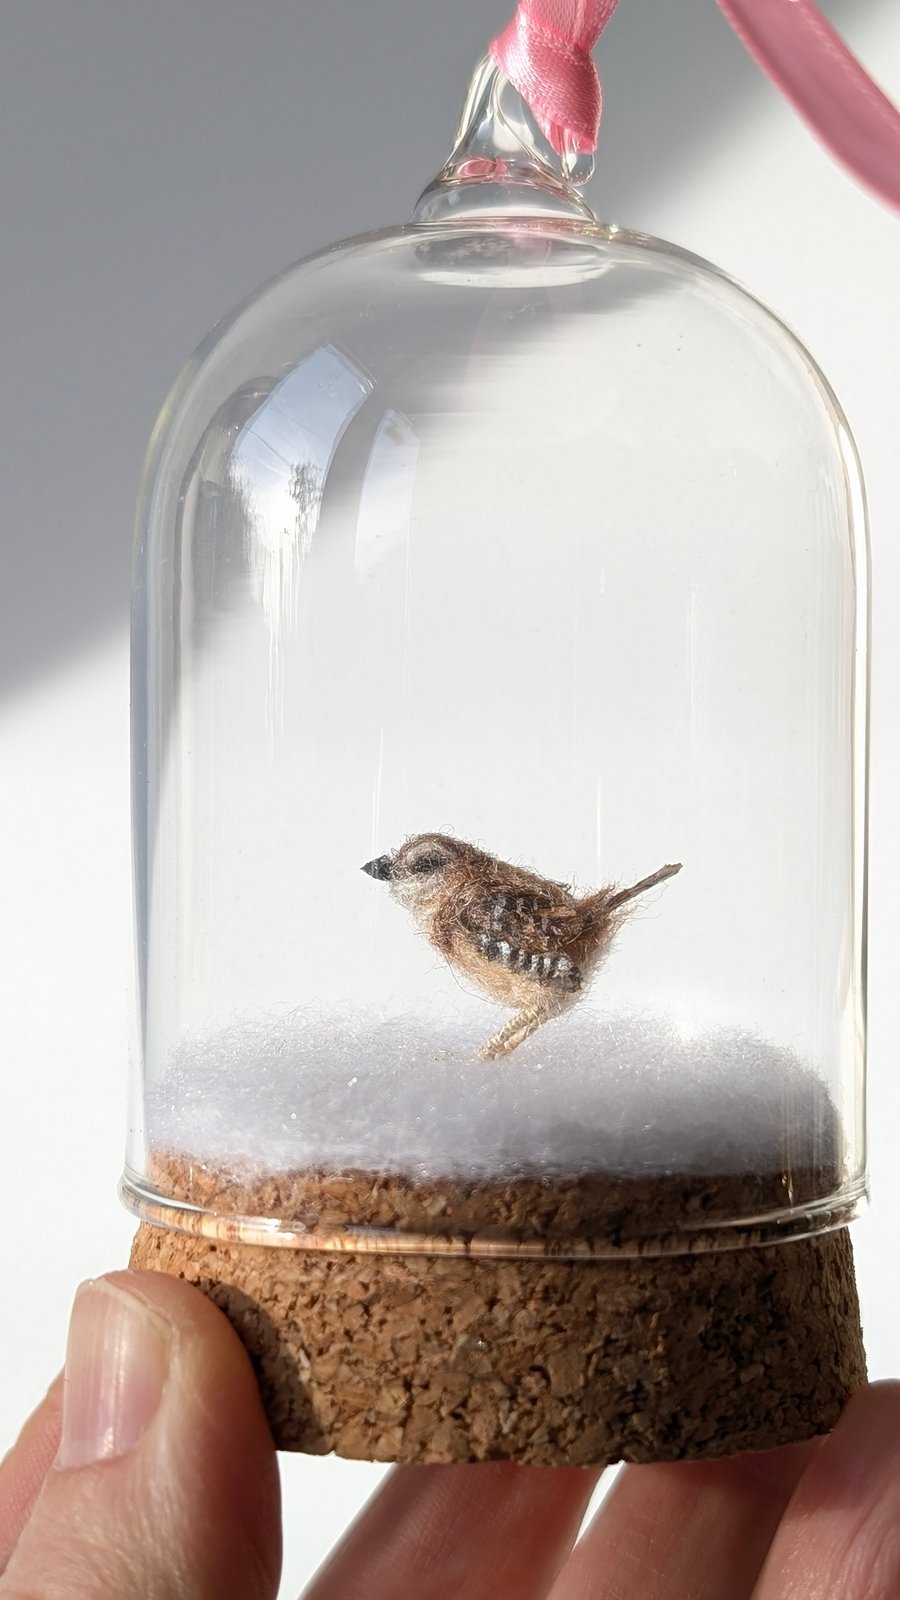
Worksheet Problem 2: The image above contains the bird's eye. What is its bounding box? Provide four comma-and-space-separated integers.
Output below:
411, 852, 446, 874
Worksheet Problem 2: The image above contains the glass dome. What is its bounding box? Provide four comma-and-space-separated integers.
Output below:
124, 64, 867, 1264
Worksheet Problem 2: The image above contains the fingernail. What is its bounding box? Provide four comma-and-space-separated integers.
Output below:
58, 1278, 171, 1469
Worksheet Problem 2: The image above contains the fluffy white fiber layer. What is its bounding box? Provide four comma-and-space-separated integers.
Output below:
146, 1008, 840, 1182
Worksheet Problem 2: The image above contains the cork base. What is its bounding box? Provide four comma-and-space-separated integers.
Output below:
130, 1220, 865, 1464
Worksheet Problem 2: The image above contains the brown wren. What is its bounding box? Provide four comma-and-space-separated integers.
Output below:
362, 833, 682, 1060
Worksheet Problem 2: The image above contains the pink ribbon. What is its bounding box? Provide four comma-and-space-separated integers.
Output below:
490, 0, 900, 211
717, 0, 900, 211
490, 1, 619, 155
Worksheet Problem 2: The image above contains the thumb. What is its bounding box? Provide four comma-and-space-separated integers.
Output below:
1, 1271, 281, 1600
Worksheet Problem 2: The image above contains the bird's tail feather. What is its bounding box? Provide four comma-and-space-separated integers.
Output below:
605, 862, 682, 911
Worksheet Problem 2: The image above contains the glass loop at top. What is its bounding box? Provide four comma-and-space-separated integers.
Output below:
413, 57, 597, 225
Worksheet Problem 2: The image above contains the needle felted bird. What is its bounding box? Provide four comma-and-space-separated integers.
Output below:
362, 833, 681, 1060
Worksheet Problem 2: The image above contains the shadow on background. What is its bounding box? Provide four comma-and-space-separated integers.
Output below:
0, 0, 881, 696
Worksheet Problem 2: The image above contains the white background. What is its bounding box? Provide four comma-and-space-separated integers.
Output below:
0, 3, 897, 1593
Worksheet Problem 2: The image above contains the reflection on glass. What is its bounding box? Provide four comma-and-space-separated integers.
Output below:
232, 346, 372, 723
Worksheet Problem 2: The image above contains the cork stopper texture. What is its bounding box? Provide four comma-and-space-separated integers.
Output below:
129, 1218, 866, 1464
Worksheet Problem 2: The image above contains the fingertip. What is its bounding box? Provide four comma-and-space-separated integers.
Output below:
98, 1267, 274, 1439
2, 1268, 282, 1600
797, 1377, 900, 1495
108, 1266, 282, 1553
99, 1267, 241, 1346
753, 1381, 900, 1599
306, 1459, 599, 1600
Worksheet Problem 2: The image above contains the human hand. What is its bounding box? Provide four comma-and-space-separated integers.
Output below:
0, 1272, 897, 1599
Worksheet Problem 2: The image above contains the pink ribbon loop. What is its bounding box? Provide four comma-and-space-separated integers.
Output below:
490, 0, 619, 155
716, 0, 900, 213
489, 0, 900, 211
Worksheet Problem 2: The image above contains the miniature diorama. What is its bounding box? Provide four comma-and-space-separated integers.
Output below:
125, 1, 870, 1464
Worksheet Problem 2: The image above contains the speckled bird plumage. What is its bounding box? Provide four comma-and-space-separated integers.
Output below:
362, 834, 681, 1059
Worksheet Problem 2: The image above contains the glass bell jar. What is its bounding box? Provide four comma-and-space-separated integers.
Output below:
125, 54, 868, 1413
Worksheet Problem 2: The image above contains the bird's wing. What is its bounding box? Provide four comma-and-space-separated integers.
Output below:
458, 890, 585, 987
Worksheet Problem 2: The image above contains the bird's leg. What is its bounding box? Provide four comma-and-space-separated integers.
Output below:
479, 1003, 554, 1061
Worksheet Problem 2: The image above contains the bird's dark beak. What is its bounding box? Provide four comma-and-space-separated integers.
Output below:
362, 854, 394, 881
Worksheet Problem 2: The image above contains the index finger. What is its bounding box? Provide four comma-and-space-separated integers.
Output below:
752, 1381, 900, 1600
303, 1461, 601, 1600
547, 1440, 816, 1600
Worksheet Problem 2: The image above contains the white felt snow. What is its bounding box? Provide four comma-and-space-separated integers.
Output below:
145, 1008, 842, 1181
